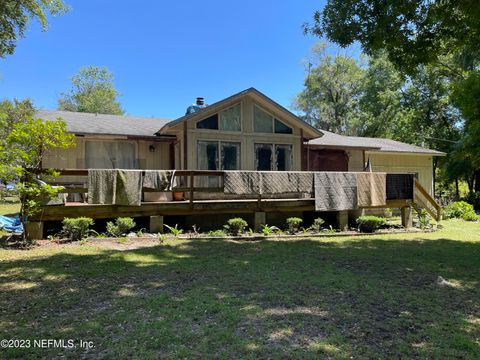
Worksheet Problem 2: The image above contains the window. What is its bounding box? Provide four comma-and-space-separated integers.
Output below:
255, 144, 273, 171
253, 105, 293, 134
85, 141, 137, 169
255, 143, 293, 171
274, 119, 293, 134
253, 106, 273, 133
219, 104, 241, 131
197, 141, 240, 187
197, 141, 241, 170
197, 141, 219, 170
196, 114, 218, 130
196, 103, 241, 131
275, 144, 293, 171
221, 142, 240, 170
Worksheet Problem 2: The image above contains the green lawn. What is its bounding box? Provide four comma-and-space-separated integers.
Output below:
0, 201, 20, 216
0, 220, 479, 359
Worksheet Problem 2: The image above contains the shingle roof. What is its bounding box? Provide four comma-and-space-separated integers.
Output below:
36, 110, 171, 137
308, 130, 446, 156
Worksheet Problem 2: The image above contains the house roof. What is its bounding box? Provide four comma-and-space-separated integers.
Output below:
157, 87, 323, 139
308, 130, 446, 156
36, 110, 171, 137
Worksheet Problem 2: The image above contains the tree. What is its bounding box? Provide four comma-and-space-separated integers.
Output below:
0, 99, 75, 241
58, 66, 125, 115
304, 0, 480, 74
294, 44, 365, 134
0, 0, 68, 58
353, 52, 413, 140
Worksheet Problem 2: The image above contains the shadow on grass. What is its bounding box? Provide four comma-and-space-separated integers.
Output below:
0, 237, 479, 358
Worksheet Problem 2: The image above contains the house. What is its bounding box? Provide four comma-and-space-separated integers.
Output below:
39, 87, 444, 193
33, 88, 444, 238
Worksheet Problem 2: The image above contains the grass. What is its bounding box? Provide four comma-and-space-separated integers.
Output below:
0, 201, 20, 216
0, 220, 479, 359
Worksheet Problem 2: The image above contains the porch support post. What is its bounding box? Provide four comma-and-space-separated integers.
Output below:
183, 122, 188, 170
337, 210, 349, 232
149, 215, 164, 233
300, 129, 306, 171
401, 206, 413, 229
254, 212, 266, 232
26, 221, 44, 240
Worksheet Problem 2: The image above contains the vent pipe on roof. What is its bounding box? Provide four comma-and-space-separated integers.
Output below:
186, 97, 207, 115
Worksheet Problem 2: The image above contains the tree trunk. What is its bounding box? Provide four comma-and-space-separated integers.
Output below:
467, 175, 474, 193
475, 169, 480, 193
455, 178, 459, 199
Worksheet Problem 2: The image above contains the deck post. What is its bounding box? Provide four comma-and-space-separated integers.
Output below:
254, 212, 266, 232
401, 206, 413, 228
149, 216, 164, 233
337, 211, 349, 232
26, 221, 44, 240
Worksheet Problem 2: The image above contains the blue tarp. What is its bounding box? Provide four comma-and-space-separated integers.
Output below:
0, 215, 24, 233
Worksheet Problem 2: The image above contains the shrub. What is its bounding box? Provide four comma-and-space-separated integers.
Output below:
62, 217, 94, 241
261, 224, 280, 236
106, 217, 136, 237
443, 201, 477, 220
309, 218, 325, 233
462, 192, 480, 211
164, 224, 183, 236
356, 216, 385, 233
207, 229, 227, 237
417, 210, 431, 229
286, 217, 302, 234
461, 211, 479, 222
224, 217, 248, 236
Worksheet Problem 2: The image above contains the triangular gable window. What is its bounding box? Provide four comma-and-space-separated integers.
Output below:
274, 119, 293, 134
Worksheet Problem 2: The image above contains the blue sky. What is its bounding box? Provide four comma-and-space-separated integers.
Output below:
0, 0, 357, 119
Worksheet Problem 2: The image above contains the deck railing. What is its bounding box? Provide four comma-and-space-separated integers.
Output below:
413, 178, 442, 221
47, 169, 226, 206
41, 169, 441, 215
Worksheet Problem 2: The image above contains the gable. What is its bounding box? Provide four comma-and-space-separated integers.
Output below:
158, 88, 321, 139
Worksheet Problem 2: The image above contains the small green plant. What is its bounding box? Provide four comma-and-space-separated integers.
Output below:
224, 217, 248, 236
417, 210, 431, 229
248, 228, 254, 236
443, 201, 477, 221
260, 224, 280, 236
62, 217, 94, 241
321, 225, 337, 234
106, 217, 136, 237
136, 228, 146, 237
384, 208, 393, 218
309, 217, 325, 233
356, 216, 386, 233
158, 234, 167, 243
207, 229, 227, 237
164, 224, 183, 236
461, 211, 478, 222
286, 217, 302, 234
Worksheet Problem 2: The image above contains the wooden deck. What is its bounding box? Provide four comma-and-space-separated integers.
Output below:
33, 169, 433, 222
35, 198, 412, 221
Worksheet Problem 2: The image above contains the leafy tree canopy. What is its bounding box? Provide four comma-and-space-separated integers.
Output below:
0, 98, 75, 240
304, 0, 480, 73
294, 44, 365, 134
0, 0, 68, 58
58, 66, 125, 115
